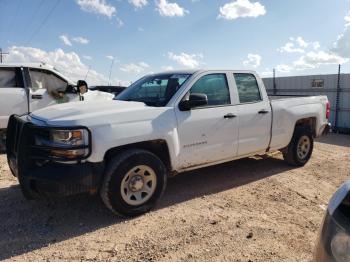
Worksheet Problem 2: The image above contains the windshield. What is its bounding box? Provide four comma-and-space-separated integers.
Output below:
116, 73, 192, 107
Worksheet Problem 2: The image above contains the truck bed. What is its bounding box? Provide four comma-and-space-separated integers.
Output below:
268, 94, 311, 101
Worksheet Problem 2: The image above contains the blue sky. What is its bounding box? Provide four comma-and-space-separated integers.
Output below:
1, 0, 350, 85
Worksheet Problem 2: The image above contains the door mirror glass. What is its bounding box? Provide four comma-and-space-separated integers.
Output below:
77, 80, 88, 95
179, 93, 208, 111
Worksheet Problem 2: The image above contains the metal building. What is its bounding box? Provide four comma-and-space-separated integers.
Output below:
263, 72, 350, 134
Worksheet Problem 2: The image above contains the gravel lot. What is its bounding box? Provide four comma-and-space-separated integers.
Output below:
0, 134, 349, 262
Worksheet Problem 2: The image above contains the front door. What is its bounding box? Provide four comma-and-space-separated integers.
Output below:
175, 73, 239, 169
28, 68, 78, 112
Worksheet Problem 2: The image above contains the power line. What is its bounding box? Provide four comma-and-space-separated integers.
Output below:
24, 0, 46, 36
25, 0, 60, 45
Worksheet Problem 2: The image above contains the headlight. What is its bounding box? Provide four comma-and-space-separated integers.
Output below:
331, 231, 350, 262
51, 129, 87, 145
35, 128, 90, 160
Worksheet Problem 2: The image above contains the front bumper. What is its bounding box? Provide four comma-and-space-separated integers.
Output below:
6, 115, 104, 198
11, 159, 105, 197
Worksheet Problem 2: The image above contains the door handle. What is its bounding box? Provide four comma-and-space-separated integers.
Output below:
258, 109, 269, 114
31, 94, 43, 99
224, 113, 237, 119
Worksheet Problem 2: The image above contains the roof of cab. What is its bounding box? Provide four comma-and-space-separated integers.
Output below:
0, 62, 75, 84
149, 69, 258, 76
0, 62, 55, 70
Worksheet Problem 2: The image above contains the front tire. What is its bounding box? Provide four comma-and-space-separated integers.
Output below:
100, 149, 167, 217
282, 127, 314, 166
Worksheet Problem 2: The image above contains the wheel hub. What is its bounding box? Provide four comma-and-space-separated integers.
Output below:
129, 175, 144, 192
120, 165, 157, 206
297, 135, 311, 159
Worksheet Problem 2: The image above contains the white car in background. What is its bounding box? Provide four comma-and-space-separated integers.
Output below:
0, 63, 114, 149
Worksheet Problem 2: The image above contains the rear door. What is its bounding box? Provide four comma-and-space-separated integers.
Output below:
0, 67, 27, 129
233, 73, 271, 155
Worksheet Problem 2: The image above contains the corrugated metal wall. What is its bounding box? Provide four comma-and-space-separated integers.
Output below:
263, 73, 350, 133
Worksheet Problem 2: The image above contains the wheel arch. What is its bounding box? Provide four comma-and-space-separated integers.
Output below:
294, 117, 317, 137
104, 139, 172, 172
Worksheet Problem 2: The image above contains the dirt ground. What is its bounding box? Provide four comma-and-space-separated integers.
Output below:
0, 134, 349, 262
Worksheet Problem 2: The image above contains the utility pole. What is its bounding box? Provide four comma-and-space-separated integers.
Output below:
273, 68, 277, 95
0, 48, 9, 63
108, 59, 114, 86
84, 65, 91, 81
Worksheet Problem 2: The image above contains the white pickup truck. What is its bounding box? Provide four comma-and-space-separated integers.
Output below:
6, 70, 330, 216
0, 63, 114, 149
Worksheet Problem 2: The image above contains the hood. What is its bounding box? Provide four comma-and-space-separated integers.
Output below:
83, 90, 115, 101
30, 100, 161, 126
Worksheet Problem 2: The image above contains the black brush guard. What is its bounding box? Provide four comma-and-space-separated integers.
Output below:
6, 115, 104, 197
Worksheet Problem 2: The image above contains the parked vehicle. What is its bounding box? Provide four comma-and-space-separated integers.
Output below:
89, 85, 127, 96
6, 70, 330, 216
0, 63, 114, 150
314, 179, 350, 262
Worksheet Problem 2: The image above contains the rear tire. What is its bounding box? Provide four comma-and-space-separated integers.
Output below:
282, 127, 313, 166
100, 149, 167, 217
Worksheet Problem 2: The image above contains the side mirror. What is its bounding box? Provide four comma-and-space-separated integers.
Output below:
179, 93, 208, 111
77, 80, 88, 95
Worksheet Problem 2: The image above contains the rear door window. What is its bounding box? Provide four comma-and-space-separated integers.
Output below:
0, 68, 18, 87
234, 73, 262, 103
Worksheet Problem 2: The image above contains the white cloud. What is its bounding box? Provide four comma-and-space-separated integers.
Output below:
218, 0, 266, 20
278, 37, 320, 53
139, 61, 150, 68
313, 42, 321, 50
168, 52, 202, 68
59, 35, 72, 46
161, 65, 174, 71
83, 55, 92, 60
345, 11, 350, 27
259, 68, 273, 77
276, 64, 293, 73
278, 42, 304, 53
5, 46, 108, 85
295, 36, 308, 48
72, 36, 90, 44
76, 0, 116, 18
116, 17, 124, 28
243, 53, 261, 68
138, 27, 145, 32
129, 0, 148, 9
156, 0, 189, 17
106, 55, 114, 60
120, 62, 150, 74
59, 35, 89, 46
332, 27, 350, 58
276, 51, 348, 73
296, 51, 348, 68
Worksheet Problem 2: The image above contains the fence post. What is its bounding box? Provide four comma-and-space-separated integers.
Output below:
334, 64, 341, 133
273, 68, 277, 95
